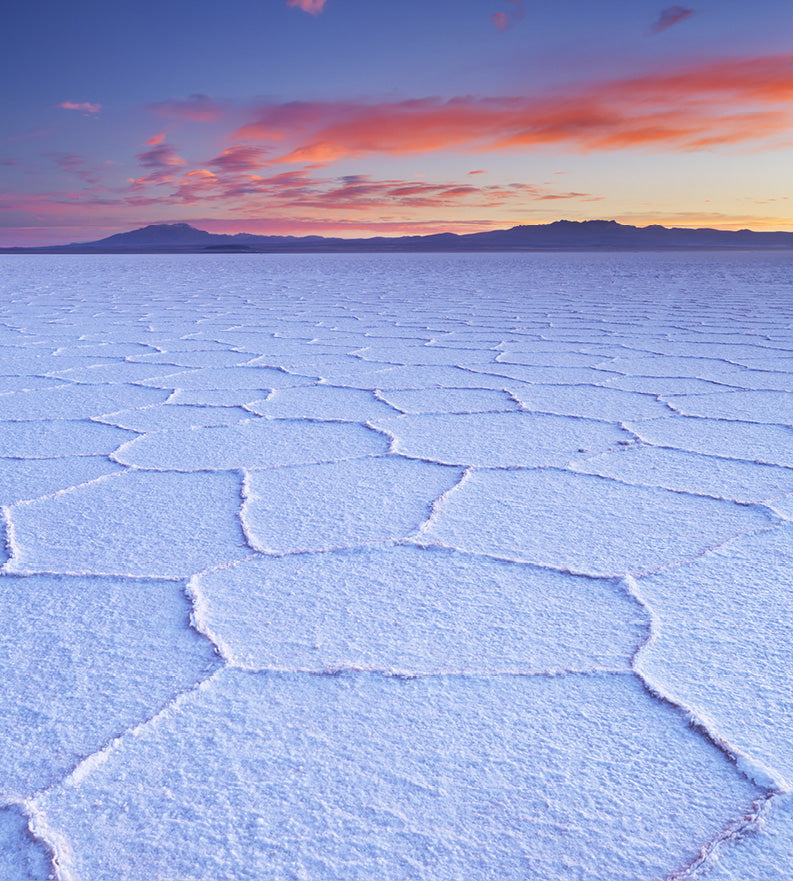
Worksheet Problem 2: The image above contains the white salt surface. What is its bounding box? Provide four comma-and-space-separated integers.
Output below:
192, 545, 645, 671
36, 670, 757, 881
424, 468, 774, 575
1, 251, 792, 880
242, 457, 461, 551
371, 411, 628, 466
0, 574, 217, 795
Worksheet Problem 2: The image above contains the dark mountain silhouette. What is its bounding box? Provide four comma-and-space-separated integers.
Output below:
4, 219, 793, 253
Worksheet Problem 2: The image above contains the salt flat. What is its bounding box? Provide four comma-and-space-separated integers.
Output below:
1, 251, 792, 880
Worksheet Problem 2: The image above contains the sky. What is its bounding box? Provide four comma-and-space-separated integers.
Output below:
1, 0, 792, 245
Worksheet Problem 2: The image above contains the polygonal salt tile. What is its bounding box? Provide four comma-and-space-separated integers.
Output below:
0, 384, 169, 419
0, 375, 68, 393
116, 420, 388, 471
7, 471, 250, 577
242, 458, 461, 552
0, 573, 218, 796
496, 350, 604, 367
605, 354, 755, 381
49, 362, 178, 384
604, 375, 740, 396
140, 366, 316, 389
377, 387, 520, 414
424, 469, 774, 576
354, 345, 498, 367
627, 416, 793, 466
370, 412, 628, 467
193, 544, 645, 671
0, 421, 135, 458
572, 446, 793, 503
97, 404, 252, 432
0, 456, 125, 505
247, 385, 397, 422
0, 355, 117, 377
167, 389, 275, 407
482, 364, 619, 385
509, 384, 670, 421
663, 390, 793, 425
35, 669, 759, 881
129, 350, 254, 367
635, 526, 793, 786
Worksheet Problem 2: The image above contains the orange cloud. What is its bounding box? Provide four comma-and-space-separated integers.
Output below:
286, 0, 326, 14
146, 134, 166, 146
232, 54, 793, 161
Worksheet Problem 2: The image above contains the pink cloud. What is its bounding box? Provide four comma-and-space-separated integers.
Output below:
58, 101, 101, 114
491, 13, 508, 31
137, 142, 187, 169
148, 94, 225, 122
146, 134, 166, 146
491, 1, 525, 32
208, 145, 270, 172
286, 0, 326, 15
231, 54, 793, 162
651, 6, 695, 35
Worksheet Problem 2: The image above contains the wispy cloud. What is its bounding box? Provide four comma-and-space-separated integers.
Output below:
148, 94, 225, 122
137, 142, 187, 169
286, 0, 326, 15
651, 6, 695, 35
491, 0, 525, 32
208, 145, 270, 172
58, 101, 101, 115
48, 153, 104, 186
232, 54, 793, 161
120, 160, 595, 216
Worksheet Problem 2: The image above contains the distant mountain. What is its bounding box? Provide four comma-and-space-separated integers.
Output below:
4, 219, 793, 253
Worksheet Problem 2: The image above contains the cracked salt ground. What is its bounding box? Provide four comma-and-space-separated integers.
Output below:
0, 456, 125, 506
96, 403, 254, 432
3, 251, 793, 879
370, 411, 629, 467
663, 389, 793, 425
0, 420, 135, 458
0, 805, 50, 881
191, 545, 645, 672
571, 446, 793, 504
376, 386, 520, 414
247, 384, 398, 422
115, 418, 388, 470
241, 458, 461, 552
34, 671, 760, 881
689, 794, 793, 879
423, 468, 775, 576
0, 574, 217, 796
5, 470, 252, 577
626, 415, 793, 466
634, 527, 793, 790
0, 383, 168, 420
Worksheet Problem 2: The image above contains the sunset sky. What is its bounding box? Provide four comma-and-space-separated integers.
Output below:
2, 0, 792, 246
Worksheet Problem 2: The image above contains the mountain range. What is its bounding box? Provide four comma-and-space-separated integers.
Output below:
4, 220, 793, 253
